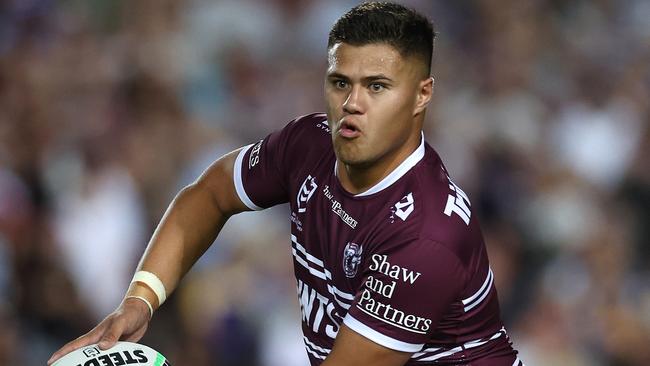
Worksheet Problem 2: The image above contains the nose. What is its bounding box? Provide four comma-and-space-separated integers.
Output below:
342, 85, 364, 114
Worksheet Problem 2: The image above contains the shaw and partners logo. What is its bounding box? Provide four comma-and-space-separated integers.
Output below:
356, 254, 431, 334
297, 175, 318, 213
343, 242, 363, 278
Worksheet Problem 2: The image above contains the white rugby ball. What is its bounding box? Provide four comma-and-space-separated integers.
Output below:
52, 341, 170, 366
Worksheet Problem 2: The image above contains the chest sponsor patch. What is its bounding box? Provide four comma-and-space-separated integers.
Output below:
322, 185, 358, 229
355, 254, 431, 334
248, 140, 262, 169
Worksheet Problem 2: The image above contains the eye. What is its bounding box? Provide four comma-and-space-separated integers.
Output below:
334, 80, 348, 89
369, 83, 385, 92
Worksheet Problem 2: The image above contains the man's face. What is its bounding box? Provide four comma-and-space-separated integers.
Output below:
325, 42, 429, 168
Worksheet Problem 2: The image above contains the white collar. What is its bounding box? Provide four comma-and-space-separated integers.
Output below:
335, 132, 425, 197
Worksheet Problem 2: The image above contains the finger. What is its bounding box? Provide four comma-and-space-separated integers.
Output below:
97, 319, 126, 350
123, 324, 148, 343
47, 328, 105, 365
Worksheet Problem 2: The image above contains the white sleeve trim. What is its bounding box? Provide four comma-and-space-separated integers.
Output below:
233, 144, 263, 211
343, 313, 424, 353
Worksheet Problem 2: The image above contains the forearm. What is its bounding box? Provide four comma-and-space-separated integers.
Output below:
125, 150, 245, 310
125, 182, 228, 308
47, 152, 246, 364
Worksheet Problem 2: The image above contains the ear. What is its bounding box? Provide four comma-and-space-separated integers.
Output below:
414, 77, 434, 115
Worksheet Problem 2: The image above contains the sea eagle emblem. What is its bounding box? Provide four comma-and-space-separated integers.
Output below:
343, 242, 363, 278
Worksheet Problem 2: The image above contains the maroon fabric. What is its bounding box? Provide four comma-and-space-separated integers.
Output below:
236, 113, 519, 365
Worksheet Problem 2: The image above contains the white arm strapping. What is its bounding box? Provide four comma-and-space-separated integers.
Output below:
125, 295, 154, 319
131, 271, 167, 306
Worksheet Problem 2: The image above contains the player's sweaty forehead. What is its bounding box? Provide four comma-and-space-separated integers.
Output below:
326, 42, 417, 82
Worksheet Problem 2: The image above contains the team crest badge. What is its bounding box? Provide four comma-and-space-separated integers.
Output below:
343, 242, 363, 278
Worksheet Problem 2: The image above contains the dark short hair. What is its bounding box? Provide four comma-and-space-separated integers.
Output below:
328, 2, 435, 75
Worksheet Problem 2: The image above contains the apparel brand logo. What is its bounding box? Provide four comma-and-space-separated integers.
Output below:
297, 175, 318, 213
317, 121, 331, 133
394, 193, 415, 221
343, 242, 363, 278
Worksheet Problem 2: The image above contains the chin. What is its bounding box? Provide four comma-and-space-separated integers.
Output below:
337, 151, 374, 168
333, 138, 375, 167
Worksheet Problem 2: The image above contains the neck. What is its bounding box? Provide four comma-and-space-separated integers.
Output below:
337, 132, 422, 195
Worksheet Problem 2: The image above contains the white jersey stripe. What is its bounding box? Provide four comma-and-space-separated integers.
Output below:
304, 346, 326, 360
292, 235, 325, 267
412, 346, 441, 355
332, 286, 355, 300
415, 346, 463, 362
326, 285, 352, 309
343, 314, 425, 352
292, 248, 327, 280
464, 269, 494, 312
303, 337, 331, 354
512, 357, 526, 366
464, 329, 503, 349
292, 248, 353, 309
413, 328, 505, 362
293, 249, 351, 309
324, 268, 333, 280
233, 144, 263, 211
462, 268, 493, 305
291, 236, 355, 301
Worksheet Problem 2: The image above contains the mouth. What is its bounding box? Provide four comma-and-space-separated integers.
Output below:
337, 119, 361, 139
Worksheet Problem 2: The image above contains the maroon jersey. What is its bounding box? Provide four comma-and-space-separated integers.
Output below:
234, 113, 521, 365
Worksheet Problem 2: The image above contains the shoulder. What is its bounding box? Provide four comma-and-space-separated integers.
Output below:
264, 112, 334, 182
405, 143, 482, 268
282, 112, 330, 139
270, 112, 331, 158
256, 112, 331, 157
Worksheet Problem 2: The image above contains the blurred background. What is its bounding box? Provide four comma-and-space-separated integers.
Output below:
0, 0, 649, 365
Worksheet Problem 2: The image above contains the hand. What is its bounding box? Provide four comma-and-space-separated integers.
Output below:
47, 297, 152, 365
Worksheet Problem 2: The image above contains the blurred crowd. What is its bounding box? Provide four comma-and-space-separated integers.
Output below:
0, 0, 648, 365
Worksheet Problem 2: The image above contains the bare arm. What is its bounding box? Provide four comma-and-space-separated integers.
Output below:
126, 148, 249, 305
48, 148, 249, 364
321, 325, 412, 366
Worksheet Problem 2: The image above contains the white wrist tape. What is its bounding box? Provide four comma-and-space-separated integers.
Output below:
131, 271, 167, 306
125, 295, 154, 319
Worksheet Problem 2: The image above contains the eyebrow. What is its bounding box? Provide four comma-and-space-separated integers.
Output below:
327, 72, 394, 83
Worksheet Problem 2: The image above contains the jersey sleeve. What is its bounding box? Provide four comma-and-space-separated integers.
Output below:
233, 119, 297, 210
343, 238, 466, 352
